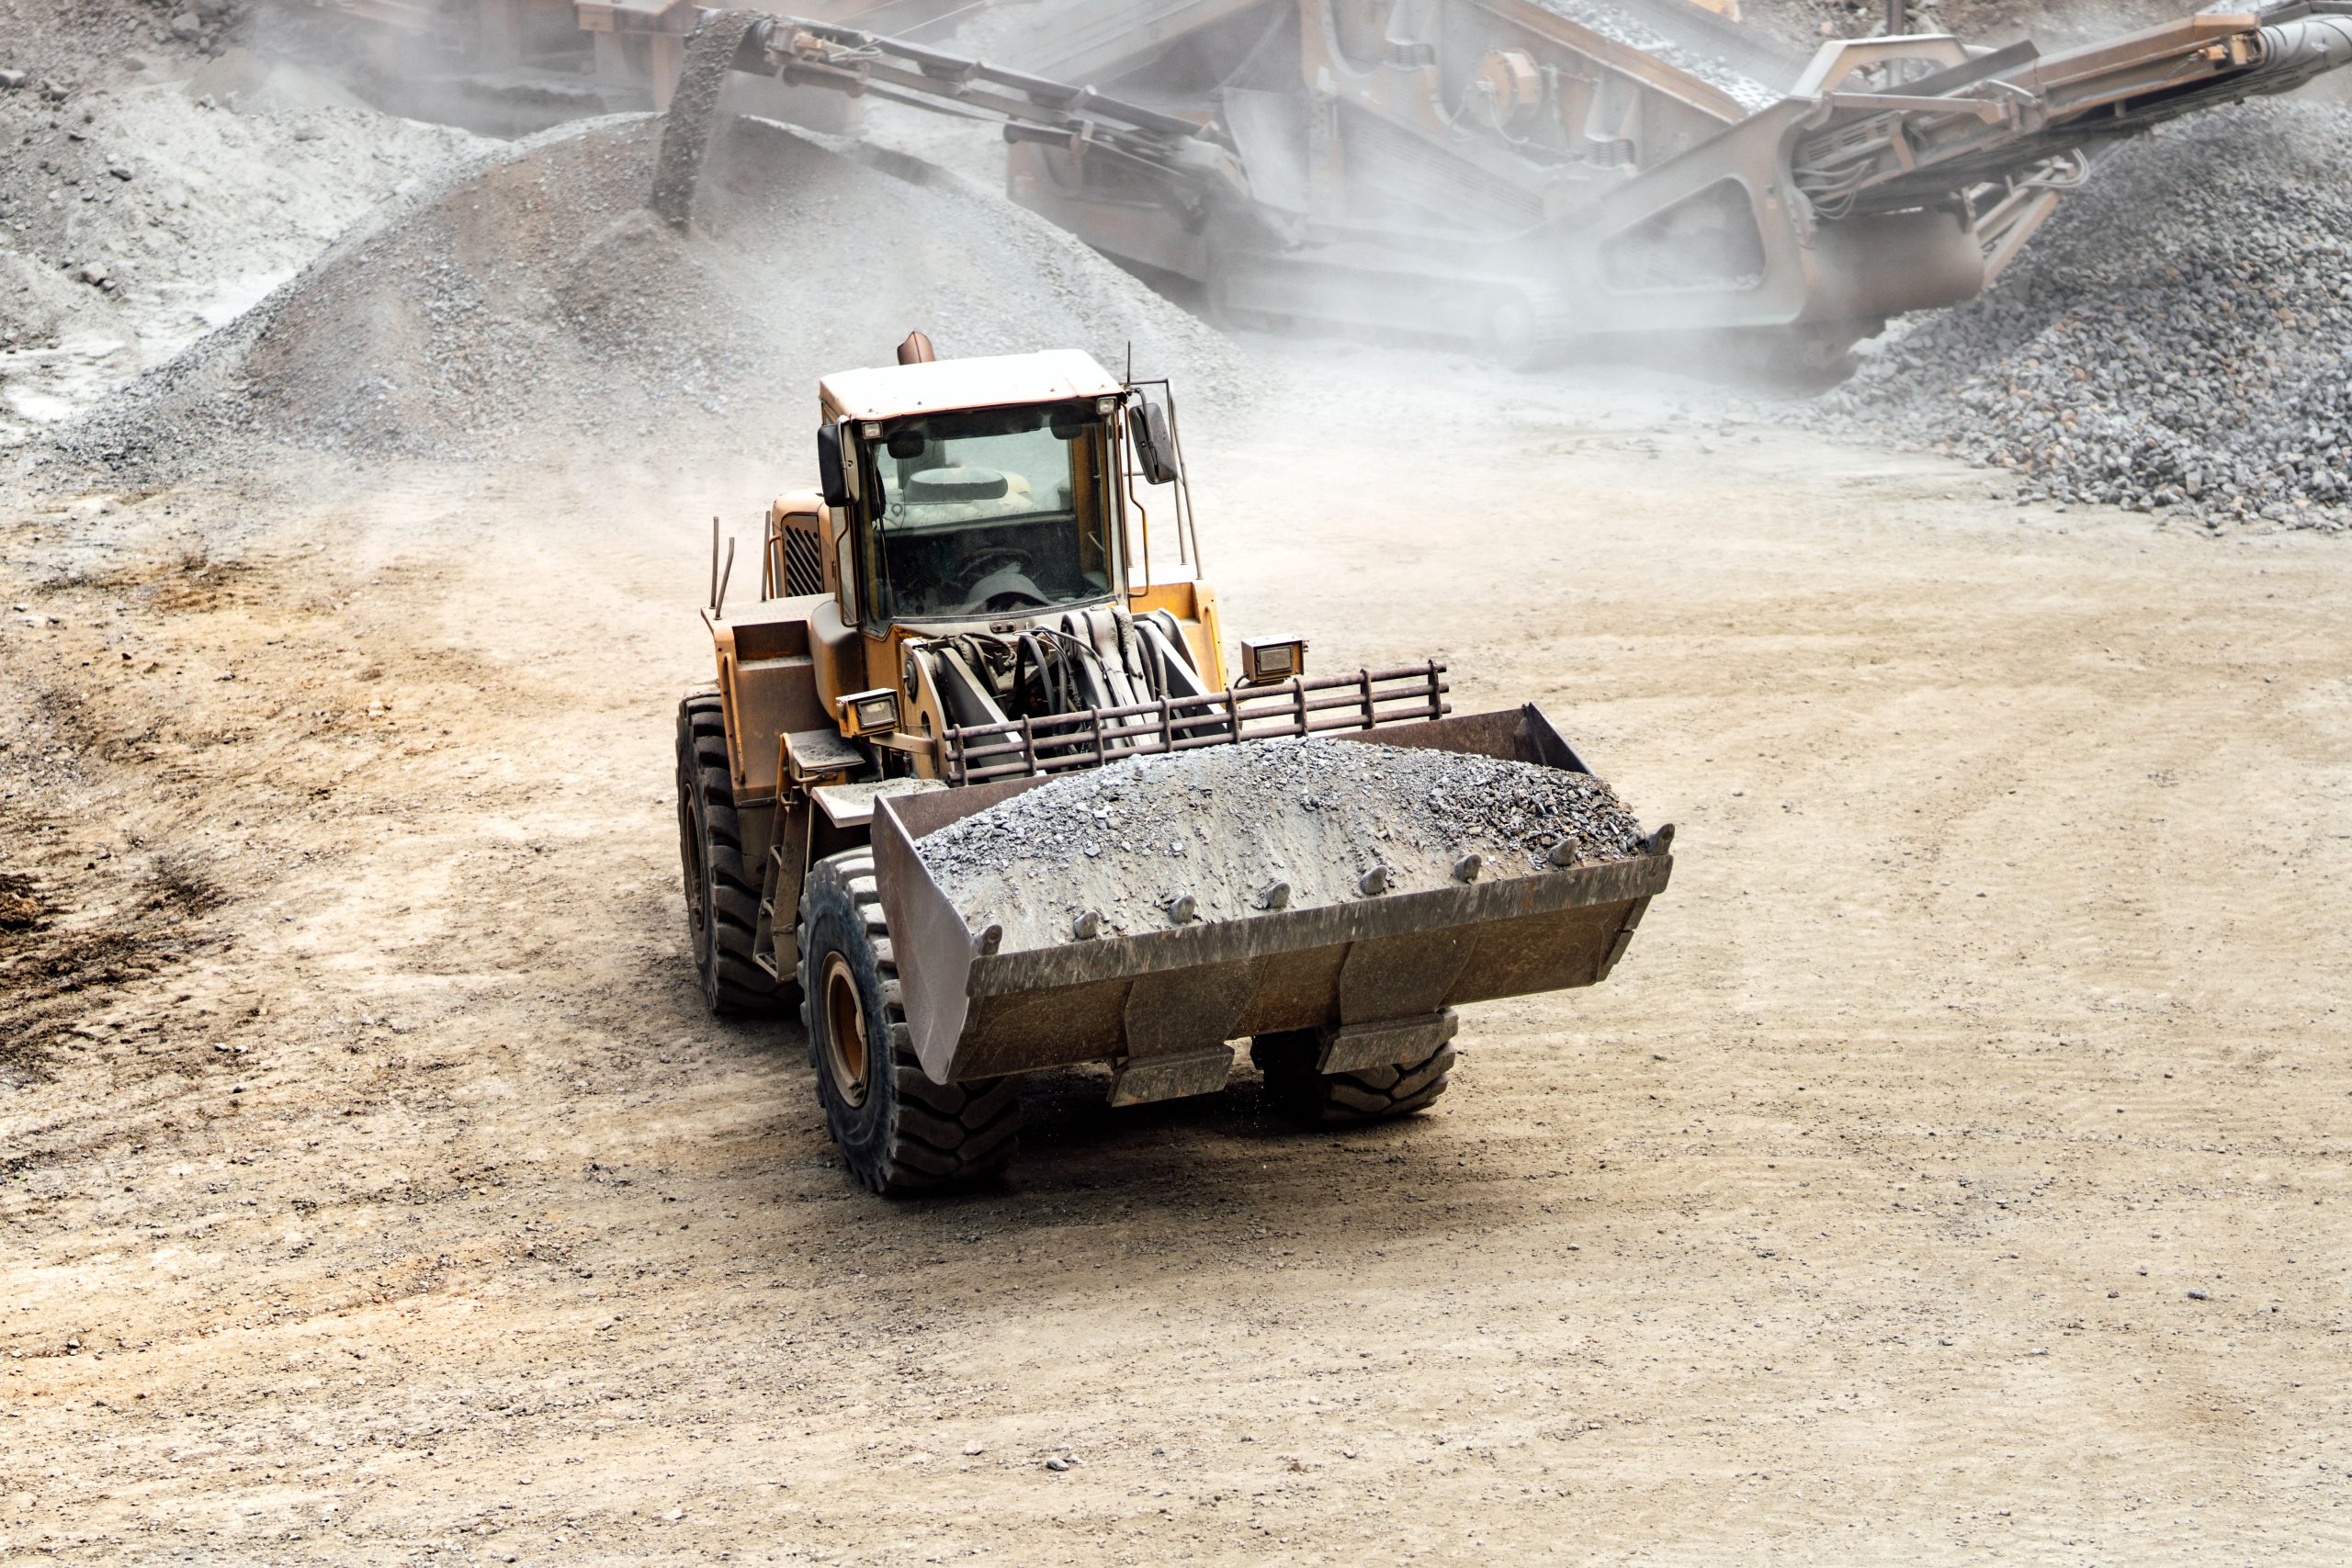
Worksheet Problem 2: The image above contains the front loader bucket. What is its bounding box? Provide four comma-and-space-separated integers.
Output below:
871, 705, 1673, 1087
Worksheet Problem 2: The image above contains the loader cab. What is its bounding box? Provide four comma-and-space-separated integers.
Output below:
851, 400, 1121, 624
817, 351, 1136, 635
785, 348, 1226, 773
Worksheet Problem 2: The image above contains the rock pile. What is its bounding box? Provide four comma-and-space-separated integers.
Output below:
1814, 100, 2352, 532
0, 0, 243, 94
1, 72, 484, 444
38, 111, 1249, 481
918, 736, 1651, 953
1534, 1, 1781, 110
1745, 0, 2183, 52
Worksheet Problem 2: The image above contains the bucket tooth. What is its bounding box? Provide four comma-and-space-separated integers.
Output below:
1107, 1044, 1236, 1107
1317, 1011, 1460, 1076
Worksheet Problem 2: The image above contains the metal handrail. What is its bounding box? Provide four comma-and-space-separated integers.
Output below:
944, 662, 1451, 784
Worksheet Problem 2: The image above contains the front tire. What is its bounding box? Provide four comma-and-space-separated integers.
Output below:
677, 694, 782, 1016
797, 851, 1022, 1194
1252, 1029, 1456, 1124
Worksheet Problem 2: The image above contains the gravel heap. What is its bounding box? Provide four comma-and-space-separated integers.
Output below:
36, 109, 1250, 482
1532, 1, 1781, 112
0, 0, 243, 96
1741, 0, 2185, 53
1813, 101, 2352, 532
2, 73, 484, 445
919, 736, 1650, 953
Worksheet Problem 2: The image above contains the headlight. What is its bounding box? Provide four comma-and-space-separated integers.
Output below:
1238, 637, 1306, 686
838, 688, 900, 739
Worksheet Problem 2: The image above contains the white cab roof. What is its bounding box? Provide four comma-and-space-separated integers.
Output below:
820, 350, 1125, 422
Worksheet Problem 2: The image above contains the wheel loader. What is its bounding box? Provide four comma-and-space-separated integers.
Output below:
677, 333, 1674, 1193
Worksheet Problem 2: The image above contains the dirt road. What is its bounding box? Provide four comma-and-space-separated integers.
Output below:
4, 341, 2347, 1564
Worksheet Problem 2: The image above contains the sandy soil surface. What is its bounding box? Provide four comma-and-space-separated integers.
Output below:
5, 334, 2347, 1564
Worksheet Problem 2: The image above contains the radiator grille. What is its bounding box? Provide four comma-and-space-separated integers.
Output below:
782, 514, 825, 598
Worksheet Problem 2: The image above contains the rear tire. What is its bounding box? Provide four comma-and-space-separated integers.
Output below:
797, 851, 1022, 1195
1252, 1030, 1456, 1124
677, 694, 782, 1016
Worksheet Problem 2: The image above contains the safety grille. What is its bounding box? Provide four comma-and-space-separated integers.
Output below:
943, 662, 1451, 785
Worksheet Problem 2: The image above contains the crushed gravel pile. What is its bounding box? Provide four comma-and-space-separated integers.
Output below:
918, 737, 1650, 953
1742, 0, 2185, 54
37, 109, 1249, 482
1533, 1, 1781, 111
2, 67, 483, 444
1813, 101, 2352, 532
0, 0, 239, 95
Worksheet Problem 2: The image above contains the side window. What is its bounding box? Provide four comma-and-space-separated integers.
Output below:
854, 442, 897, 628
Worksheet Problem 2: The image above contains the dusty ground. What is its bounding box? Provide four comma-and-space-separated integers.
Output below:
4, 338, 2349, 1565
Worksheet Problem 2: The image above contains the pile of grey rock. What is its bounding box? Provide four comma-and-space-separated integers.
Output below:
1814, 101, 2352, 532
39, 111, 1248, 482
920, 736, 1651, 952
164, 0, 242, 56
1534, 0, 1781, 111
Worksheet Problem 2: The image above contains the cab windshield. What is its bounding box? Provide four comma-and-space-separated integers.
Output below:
858, 402, 1117, 623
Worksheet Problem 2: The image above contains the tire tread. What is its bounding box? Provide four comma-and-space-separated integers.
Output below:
678, 693, 782, 1016
1253, 1031, 1456, 1125
798, 851, 1021, 1193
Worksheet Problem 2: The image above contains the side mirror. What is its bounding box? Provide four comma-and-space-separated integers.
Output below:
1127, 401, 1180, 486
817, 423, 850, 510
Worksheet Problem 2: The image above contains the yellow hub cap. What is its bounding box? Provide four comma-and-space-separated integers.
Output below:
821, 953, 870, 1107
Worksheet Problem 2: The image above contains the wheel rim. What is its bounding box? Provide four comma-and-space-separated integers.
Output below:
821, 953, 870, 1107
